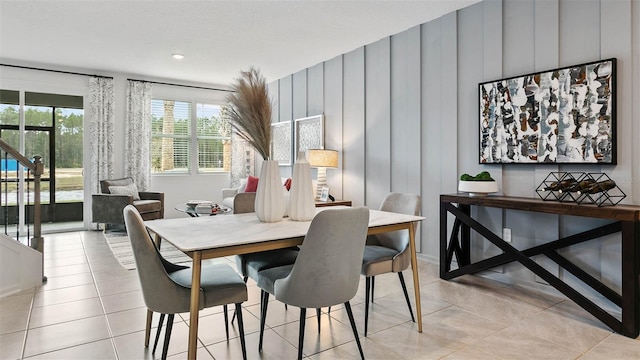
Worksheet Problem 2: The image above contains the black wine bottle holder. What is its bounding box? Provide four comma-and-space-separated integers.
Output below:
536, 172, 626, 207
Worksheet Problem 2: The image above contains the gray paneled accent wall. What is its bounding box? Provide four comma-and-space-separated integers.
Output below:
267, 0, 639, 296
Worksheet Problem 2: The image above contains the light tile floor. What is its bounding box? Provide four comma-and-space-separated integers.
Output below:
1, 230, 639, 359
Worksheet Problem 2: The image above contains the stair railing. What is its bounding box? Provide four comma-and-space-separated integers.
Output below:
0, 138, 44, 281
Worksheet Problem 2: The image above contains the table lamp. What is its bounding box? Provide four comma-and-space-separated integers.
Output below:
307, 149, 338, 200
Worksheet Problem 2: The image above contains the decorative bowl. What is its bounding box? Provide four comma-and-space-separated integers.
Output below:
458, 180, 499, 196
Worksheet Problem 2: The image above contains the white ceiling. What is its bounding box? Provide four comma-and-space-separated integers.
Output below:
0, 0, 480, 87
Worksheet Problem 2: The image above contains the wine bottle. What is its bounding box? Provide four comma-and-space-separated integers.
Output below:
584, 179, 616, 194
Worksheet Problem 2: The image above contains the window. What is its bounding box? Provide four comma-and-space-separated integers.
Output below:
151, 99, 230, 174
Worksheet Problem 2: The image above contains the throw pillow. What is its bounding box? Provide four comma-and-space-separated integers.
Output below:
109, 183, 141, 201
284, 178, 292, 191
244, 175, 259, 193
237, 178, 248, 193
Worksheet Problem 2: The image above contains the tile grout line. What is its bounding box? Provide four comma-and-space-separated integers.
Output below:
19, 287, 36, 360
81, 232, 121, 360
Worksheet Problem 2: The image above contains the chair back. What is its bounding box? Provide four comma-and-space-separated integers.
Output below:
373, 193, 421, 270
100, 177, 135, 194
123, 205, 193, 314
274, 207, 369, 309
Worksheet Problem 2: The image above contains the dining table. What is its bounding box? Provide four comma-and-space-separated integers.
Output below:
145, 206, 425, 359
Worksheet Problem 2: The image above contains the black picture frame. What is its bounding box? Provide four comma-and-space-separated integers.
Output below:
479, 58, 616, 164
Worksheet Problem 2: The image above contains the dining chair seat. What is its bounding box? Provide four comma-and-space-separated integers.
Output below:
169, 263, 248, 308
362, 245, 399, 274
239, 248, 300, 283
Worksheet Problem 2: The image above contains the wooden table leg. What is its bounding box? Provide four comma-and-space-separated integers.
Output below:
408, 223, 422, 332
144, 309, 153, 347
188, 251, 202, 360
154, 232, 162, 249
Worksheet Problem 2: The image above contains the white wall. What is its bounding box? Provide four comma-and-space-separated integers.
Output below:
266, 0, 640, 295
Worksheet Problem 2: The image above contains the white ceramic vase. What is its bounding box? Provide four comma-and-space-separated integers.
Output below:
289, 151, 316, 221
255, 160, 286, 222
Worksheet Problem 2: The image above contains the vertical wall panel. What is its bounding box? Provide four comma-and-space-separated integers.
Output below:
343, 47, 366, 206
292, 70, 307, 120
268, 81, 279, 124
559, 0, 601, 65
422, 19, 444, 258
307, 63, 324, 117
602, 0, 633, 201
457, 3, 483, 177
391, 26, 421, 195
324, 56, 344, 199
365, 37, 391, 209
279, 75, 293, 123
278, 76, 293, 177
441, 12, 458, 194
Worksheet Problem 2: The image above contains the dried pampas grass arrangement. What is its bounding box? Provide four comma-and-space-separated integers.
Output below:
226, 67, 273, 160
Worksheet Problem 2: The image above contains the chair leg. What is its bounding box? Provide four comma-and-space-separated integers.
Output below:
144, 310, 153, 347
364, 277, 371, 336
231, 276, 249, 325
161, 314, 174, 360
298, 308, 306, 360
152, 313, 166, 354
235, 303, 247, 360
398, 272, 415, 323
344, 301, 365, 360
371, 276, 376, 302
258, 290, 270, 351
316, 308, 321, 333
224, 304, 229, 340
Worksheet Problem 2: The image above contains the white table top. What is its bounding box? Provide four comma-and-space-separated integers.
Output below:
145, 206, 424, 252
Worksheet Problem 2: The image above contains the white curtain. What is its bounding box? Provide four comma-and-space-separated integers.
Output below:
88, 77, 115, 194
125, 80, 152, 191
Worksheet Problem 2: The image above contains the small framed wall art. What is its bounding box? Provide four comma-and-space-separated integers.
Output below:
270, 121, 292, 166
295, 115, 324, 155
479, 58, 616, 164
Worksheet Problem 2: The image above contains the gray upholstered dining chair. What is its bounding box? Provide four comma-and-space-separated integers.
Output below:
361, 192, 421, 336
123, 205, 248, 360
256, 207, 370, 360
231, 196, 300, 322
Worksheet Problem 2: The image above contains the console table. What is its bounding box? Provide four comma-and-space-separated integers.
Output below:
440, 194, 640, 338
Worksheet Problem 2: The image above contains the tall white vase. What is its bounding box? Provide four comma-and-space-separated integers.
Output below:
255, 160, 286, 222
288, 151, 316, 221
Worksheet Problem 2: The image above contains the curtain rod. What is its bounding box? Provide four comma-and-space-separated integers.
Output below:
127, 78, 233, 92
0, 63, 113, 79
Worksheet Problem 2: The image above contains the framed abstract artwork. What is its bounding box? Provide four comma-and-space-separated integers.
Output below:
270, 121, 292, 166
479, 58, 616, 164
295, 115, 324, 154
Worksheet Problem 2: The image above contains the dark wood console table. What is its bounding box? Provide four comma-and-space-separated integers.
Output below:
440, 194, 640, 338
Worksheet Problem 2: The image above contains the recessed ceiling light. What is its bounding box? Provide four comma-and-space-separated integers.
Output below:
172, 53, 184, 60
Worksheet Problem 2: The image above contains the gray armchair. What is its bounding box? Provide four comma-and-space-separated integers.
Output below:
92, 177, 164, 226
